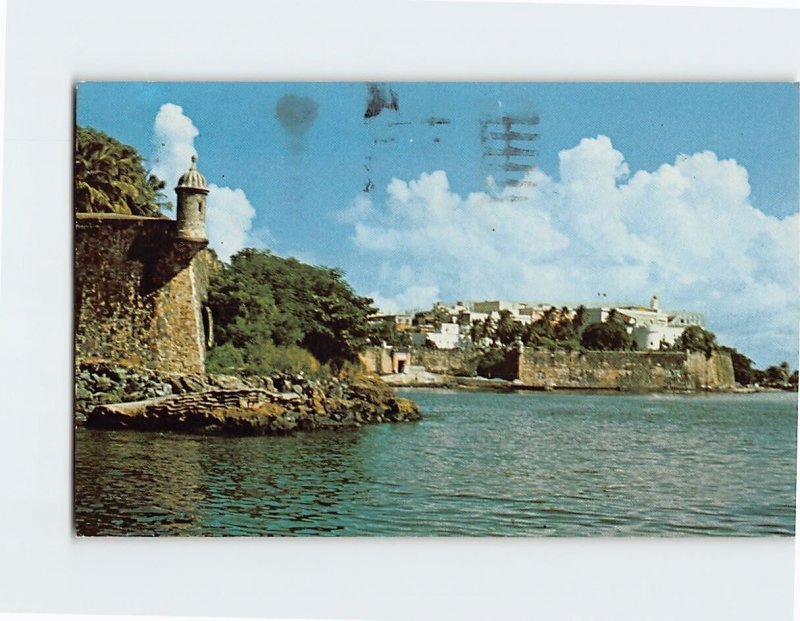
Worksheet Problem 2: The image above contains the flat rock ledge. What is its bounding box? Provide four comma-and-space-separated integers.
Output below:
83, 373, 421, 435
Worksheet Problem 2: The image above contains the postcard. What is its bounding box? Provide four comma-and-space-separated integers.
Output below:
73, 82, 798, 536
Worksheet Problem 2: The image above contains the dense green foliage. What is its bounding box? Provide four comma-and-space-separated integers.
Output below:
369, 320, 411, 347
413, 306, 452, 330
476, 348, 507, 378
672, 325, 718, 358
495, 310, 520, 346
75, 126, 170, 216
205, 342, 246, 373
206, 249, 376, 373
469, 306, 585, 351
242, 342, 321, 375
763, 361, 792, 388
580, 320, 634, 351
523, 305, 585, 351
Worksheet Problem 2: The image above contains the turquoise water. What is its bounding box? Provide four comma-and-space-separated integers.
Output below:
74, 390, 797, 536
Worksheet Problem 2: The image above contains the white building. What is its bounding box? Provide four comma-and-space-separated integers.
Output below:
583, 295, 704, 351
471, 300, 524, 314
425, 322, 466, 349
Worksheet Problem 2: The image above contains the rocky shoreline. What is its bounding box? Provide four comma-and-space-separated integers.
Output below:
76, 362, 421, 435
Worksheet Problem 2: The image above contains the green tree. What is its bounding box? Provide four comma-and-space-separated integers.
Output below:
580, 321, 633, 351
74, 126, 170, 216
369, 320, 410, 347
673, 326, 718, 358
495, 310, 521, 346
476, 348, 507, 378
207, 263, 281, 349
244, 342, 320, 375
751, 368, 767, 386
470, 319, 486, 344
572, 305, 587, 331
523, 319, 554, 350
483, 314, 497, 346
522, 306, 582, 352
553, 306, 579, 342
764, 362, 791, 387
207, 249, 375, 367
205, 342, 245, 374
431, 305, 452, 330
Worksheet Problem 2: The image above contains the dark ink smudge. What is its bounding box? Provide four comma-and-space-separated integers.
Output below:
481, 112, 541, 200
275, 94, 319, 136
426, 117, 451, 126
364, 82, 399, 119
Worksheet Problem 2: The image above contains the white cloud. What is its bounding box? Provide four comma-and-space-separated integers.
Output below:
343, 136, 799, 367
149, 103, 265, 261
338, 193, 374, 223
151, 103, 199, 189
206, 184, 257, 262
368, 285, 442, 315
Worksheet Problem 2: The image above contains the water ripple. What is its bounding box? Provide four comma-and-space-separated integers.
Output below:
75, 390, 797, 536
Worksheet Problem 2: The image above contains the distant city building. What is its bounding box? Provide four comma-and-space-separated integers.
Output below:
472, 300, 524, 314
583, 295, 704, 351
371, 314, 414, 332
378, 295, 704, 352
517, 305, 554, 323
425, 322, 465, 349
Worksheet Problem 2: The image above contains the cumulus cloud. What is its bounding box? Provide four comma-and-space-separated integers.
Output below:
150, 103, 266, 261
205, 185, 258, 262
368, 285, 442, 315
343, 136, 799, 366
151, 103, 199, 188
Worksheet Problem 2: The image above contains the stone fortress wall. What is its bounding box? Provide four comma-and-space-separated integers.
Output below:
512, 349, 734, 391
74, 214, 216, 374
363, 346, 735, 391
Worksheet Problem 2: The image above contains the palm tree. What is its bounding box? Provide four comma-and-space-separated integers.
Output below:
483, 315, 497, 345
470, 319, 486, 344
75, 126, 169, 216
572, 305, 586, 330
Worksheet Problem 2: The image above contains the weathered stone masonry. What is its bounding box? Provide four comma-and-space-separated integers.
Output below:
363, 346, 735, 391
510, 349, 735, 390
74, 214, 215, 374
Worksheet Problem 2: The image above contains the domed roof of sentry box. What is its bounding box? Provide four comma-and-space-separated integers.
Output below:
175, 155, 209, 193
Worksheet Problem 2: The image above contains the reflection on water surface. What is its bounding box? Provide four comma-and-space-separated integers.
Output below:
75, 390, 797, 536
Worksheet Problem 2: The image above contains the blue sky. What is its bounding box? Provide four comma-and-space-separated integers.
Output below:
76, 82, 799, 367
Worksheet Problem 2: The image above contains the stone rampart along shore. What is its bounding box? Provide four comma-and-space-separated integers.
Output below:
364, 347, 735, 392
76, 362, 420, 435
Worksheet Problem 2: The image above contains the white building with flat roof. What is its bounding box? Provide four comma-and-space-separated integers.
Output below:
471, 300, 524, 314
582, 296, 704, 351
425, 322, 466, 349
